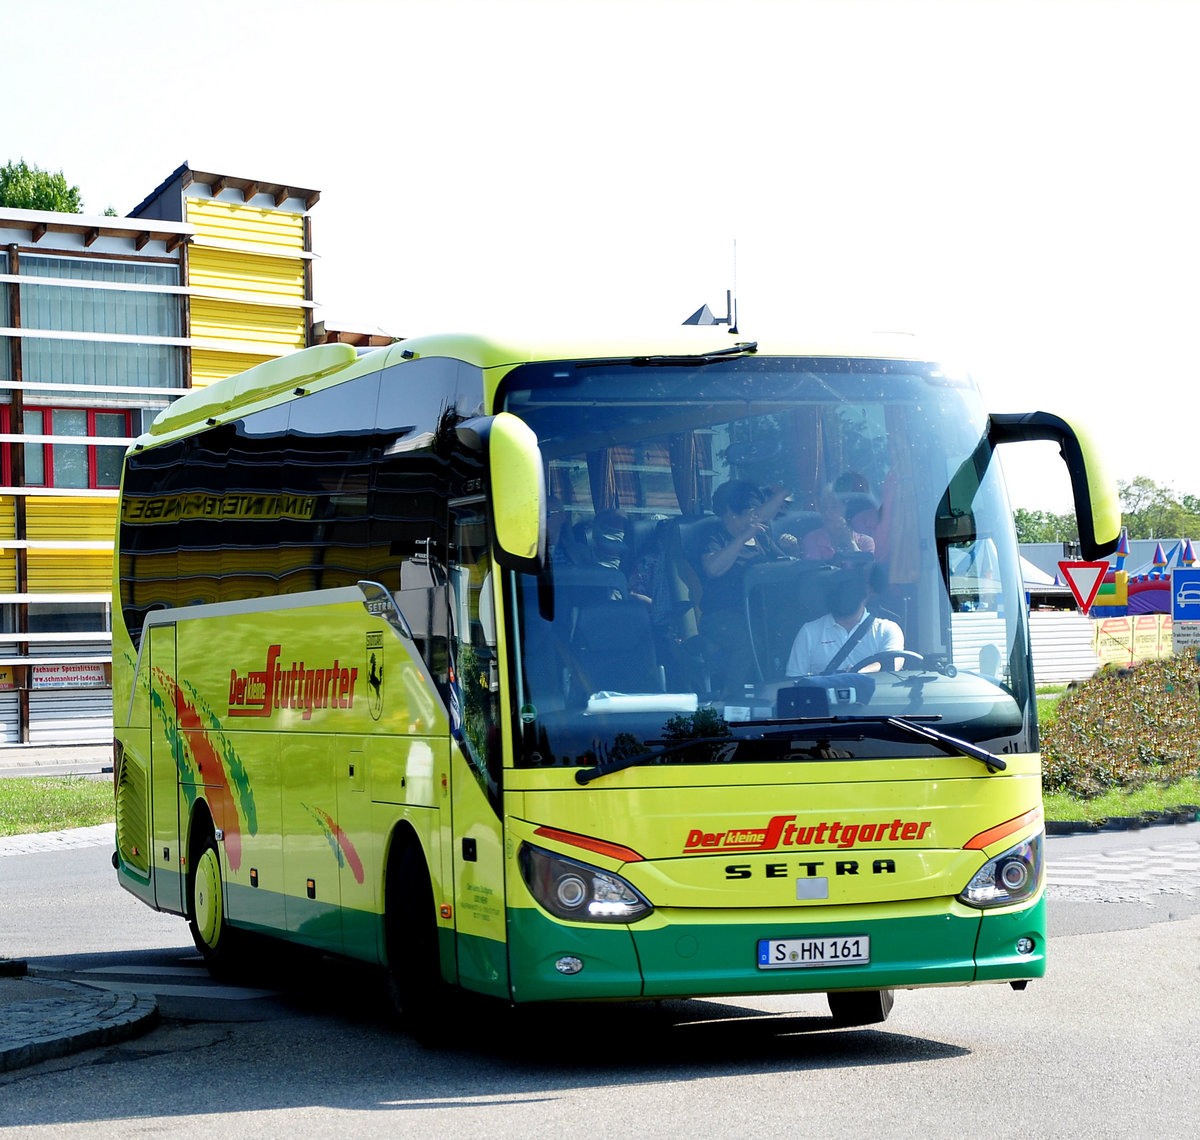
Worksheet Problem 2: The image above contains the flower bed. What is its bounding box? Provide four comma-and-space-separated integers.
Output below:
1041, 655, 1200, 799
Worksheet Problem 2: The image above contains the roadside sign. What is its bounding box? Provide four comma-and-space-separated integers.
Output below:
1171, 567, 1200, 652
1170, 567, 1200, 620
1058, 560, 1109, 612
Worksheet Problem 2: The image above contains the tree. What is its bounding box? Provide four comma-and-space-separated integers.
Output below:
1013, 507, 1077, 544
0, 159, 83, 213
1118, 476, 1200, 539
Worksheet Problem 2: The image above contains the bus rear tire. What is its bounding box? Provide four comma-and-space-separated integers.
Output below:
385, 842, 449, 1043
827, 988, 894, 1027
188, 831, 240, 976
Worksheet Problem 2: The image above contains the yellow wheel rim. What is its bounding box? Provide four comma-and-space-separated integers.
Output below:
194, 847, 223, 950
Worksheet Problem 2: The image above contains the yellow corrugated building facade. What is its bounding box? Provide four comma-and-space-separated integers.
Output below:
0, 164, 320, 744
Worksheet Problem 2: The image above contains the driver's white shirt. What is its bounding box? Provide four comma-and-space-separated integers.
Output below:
786, 610, 903, 677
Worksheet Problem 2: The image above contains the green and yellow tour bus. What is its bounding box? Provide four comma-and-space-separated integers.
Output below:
112, 330, 1119, 1029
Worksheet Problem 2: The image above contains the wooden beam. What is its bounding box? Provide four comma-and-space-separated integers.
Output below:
211, 175, 228, 197
242, 181, 259, 203
84, 228, 100, 247
135, 231, 150, 251
274, 186, 290, 207
31, 224, 46, 242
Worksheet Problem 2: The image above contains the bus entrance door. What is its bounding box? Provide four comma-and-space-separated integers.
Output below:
147, 623, 183, 914
447, 501, 509, 998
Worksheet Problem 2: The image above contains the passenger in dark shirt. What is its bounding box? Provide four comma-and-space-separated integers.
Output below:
700, 480, 791, 700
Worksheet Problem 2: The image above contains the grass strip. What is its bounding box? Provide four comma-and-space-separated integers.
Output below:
0, 774, 113, 837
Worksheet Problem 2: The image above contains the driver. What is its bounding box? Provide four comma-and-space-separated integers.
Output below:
786, 568, 903, 676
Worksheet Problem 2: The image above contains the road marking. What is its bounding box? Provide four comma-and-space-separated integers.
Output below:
1048, 838, 1200, 895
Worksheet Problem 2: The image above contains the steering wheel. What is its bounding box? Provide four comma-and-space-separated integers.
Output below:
854, 650, 925, 673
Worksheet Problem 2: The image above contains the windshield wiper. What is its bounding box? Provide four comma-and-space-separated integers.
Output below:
883, 716, 1007, 773
573, 342, 758, 370
748, 714, 1005, 772
574, 714, 1006, 785
630, 341, 758, 366
575, 736, 738, 785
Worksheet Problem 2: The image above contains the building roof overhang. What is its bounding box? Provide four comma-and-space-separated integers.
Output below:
0, 206, 192, 252
183, 169, 320, 211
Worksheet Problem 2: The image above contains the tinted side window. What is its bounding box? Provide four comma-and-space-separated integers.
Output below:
119, 359, 483, 657
372, 359, 463, 684
118, 436, 188, 647
279, 374, 381, 593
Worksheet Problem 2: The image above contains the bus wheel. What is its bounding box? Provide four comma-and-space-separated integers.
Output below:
188, 835, 237, 973
827, 988, 894, 1027
385, 843, 448, 1042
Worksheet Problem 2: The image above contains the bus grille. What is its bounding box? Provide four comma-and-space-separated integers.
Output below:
115, 744, 150, 874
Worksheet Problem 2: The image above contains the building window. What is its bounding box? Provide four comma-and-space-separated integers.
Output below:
16, 255, 183, 390
3, 406, 132, 489
26, 601, 111, 634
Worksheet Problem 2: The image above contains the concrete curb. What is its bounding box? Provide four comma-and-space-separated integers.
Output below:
0, 974, 159, 1073
0, 745, 112, 775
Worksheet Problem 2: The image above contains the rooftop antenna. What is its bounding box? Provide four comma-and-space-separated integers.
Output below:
681, 241, 739, 333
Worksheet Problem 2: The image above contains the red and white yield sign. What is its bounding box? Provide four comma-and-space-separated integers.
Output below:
1058, 560, 1109, 611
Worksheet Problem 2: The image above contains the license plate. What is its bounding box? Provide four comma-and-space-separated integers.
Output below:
757, 935, 870, 969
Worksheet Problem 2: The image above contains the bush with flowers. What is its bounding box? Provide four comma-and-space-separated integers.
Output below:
1040, 655, 1200, 798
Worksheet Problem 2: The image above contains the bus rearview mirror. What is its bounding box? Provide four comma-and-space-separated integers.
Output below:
457, 412, 546, 572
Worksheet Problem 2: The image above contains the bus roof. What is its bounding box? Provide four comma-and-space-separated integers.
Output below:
396, 327, 947, 370
134, 328, 960, 449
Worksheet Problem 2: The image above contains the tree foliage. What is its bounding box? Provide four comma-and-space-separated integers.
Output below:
1013, 507, 1077, 543
1118, 476, 1200, 539
0, 159, 83, 212
1014, 476, 1200, 543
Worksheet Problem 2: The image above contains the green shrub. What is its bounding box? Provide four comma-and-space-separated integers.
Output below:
1041, 655, 1200, 798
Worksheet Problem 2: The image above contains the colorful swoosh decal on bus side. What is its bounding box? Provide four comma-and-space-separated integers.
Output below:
302, 802, 365, 884
178, 679, 258, 834
148, 668, 258, 872
148, 667, 199, 815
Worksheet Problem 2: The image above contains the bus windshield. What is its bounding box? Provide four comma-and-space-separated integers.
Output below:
500, 354, 1032, 770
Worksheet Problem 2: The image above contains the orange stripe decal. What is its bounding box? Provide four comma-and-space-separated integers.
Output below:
963, 806, 1044, 851
533, 825, 643, 863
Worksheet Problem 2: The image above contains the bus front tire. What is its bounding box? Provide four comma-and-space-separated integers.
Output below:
827, 988, 894, 1027
385, 843, 449, 1042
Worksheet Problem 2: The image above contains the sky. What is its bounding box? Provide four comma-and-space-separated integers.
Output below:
5, 0, 1198, 512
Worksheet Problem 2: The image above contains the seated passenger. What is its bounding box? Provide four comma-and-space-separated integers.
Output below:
800, 486, 876, 563
546, 496, 588, 566
701, 479, 792, 699
786, 569, 903, 676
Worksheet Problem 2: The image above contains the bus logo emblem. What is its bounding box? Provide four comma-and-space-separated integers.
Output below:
366, 632, 384, 721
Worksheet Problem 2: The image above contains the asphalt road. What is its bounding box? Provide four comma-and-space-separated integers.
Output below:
1, 822, 1198, 1136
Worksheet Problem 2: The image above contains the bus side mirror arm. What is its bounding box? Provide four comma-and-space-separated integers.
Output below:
456, 413, 546, 572
988, 410, 1122, 561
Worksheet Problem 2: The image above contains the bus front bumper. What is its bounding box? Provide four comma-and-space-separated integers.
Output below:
505, 893, 1046, 1003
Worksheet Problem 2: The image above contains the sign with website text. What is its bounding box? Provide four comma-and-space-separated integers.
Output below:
32, 663, 107, 689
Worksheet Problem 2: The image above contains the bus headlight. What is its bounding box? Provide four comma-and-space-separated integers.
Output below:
958, 832, 1044, 909
518, 843, 653, 923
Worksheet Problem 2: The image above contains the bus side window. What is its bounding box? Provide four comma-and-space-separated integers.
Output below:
450, 499, 500, 802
